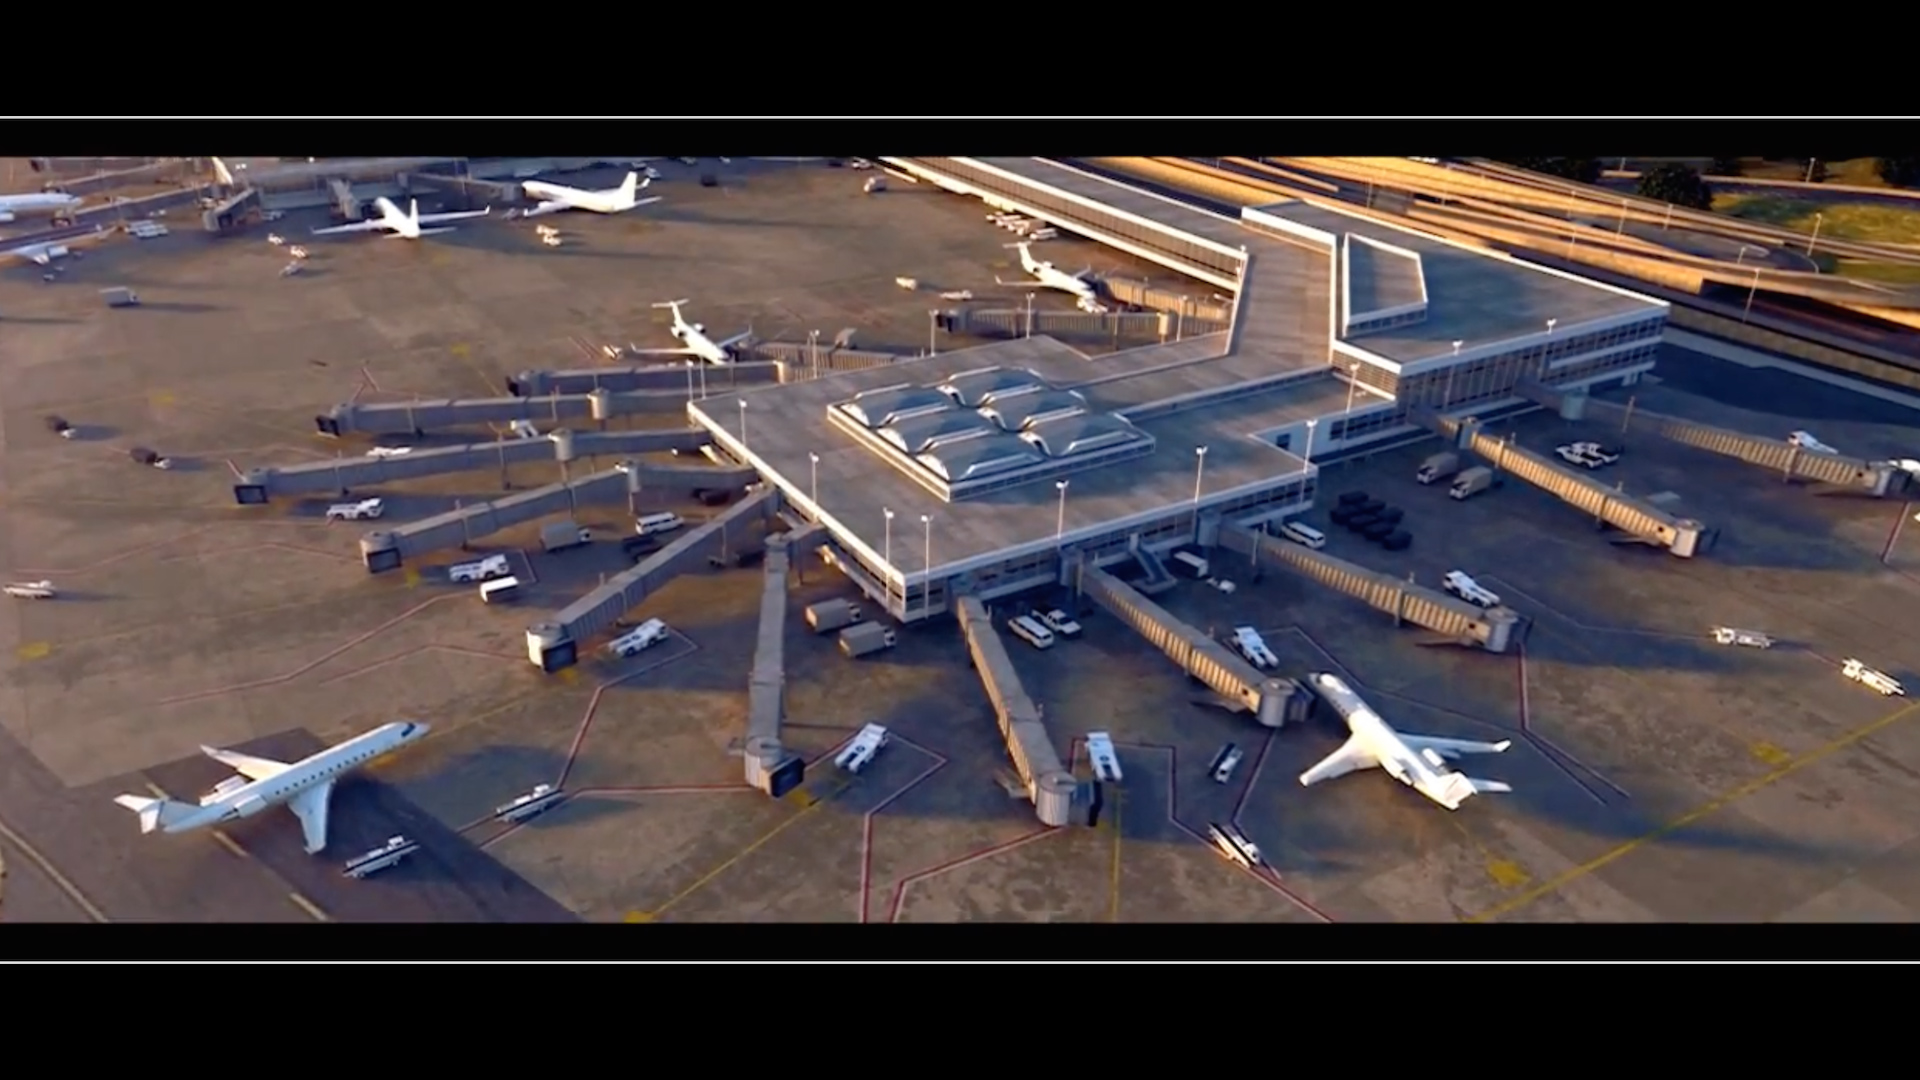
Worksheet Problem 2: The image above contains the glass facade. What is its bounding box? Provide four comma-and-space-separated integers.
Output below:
1347, 308, 1428, 336
905, 158, 1245, 284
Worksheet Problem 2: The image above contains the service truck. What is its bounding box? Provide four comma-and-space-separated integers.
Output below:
540, 521, 591, 552
839, 622, 897, 658
1450, 466, 1502, 501
1416, 451, 1461, 485
805, 599, 862, 633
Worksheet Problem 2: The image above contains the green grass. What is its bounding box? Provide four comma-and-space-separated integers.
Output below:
1730, 157, 1889, 187
1711, 192, 1920, 244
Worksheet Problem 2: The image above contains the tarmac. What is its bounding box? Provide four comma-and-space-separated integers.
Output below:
6, 156, 1920, 923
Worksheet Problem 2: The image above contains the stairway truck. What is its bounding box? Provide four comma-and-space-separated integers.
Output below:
1417, 451, 1461, 485
540, 521, 592, 552
1449, 466, 1502, 501
805, 598, 862, 634
839, 621, 897, 658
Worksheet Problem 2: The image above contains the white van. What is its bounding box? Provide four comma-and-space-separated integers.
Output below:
635, 511, 685, 537
1007, 614, 1056, 650
448, 554, 512, 583
1279, 520, 1326, 550
480, 576, 521, 603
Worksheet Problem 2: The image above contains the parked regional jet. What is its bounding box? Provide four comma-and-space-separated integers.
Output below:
6, 226, 108, 266
0, 188, 81, 223
311, 197, 491, 240
112, 721, 431, 854
995, 241, 1098, 305
1298, 673, 1512, 811
519, 171, 661, 218
627, 299, 750, 365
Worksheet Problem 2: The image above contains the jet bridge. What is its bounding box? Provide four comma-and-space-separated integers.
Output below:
1071, 559, 1313, 727
954, 594, 1080, 828
1419, 411, 1715, 558
1215, 521, 1526, 653
526, 488, 779, 672
232, 428, 710, 504
314, 388, 693, 437
1519, 379, 1909, 497
359, 464, 636, 573
743, 532, 805, 797
507, 362, 784, 398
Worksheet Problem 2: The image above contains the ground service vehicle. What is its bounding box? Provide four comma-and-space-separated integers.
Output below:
1210, 744, 1244, 784
1443, 571, 1501, 608
636, 511, 685, 536
1843, 658, 1905, 696
1008, 614, 1056, 650
835, 723, 890, 773
326, 498, 385, 521
1712, 626, 1774, 648
540, 521, 591, 552
1450, 467, 1501, 500
608, 619, 670, 657
1087, 731, 1122, 782
1417, 452, 1460, 485
449, 554, 512, 583
342, 835, 419, 879
840, 622, 898, 658
1280, 521, 1326, 549
805, 599, 862, 633
1036, 608, 1083, 638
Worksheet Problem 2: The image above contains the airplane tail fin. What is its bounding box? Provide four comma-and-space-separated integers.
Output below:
113, 793, 196, 834
409, 198, 420, 225
211, 157, 236, 187
620, 172, 642, 199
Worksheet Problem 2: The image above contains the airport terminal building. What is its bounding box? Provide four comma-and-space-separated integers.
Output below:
686, 158, 1669, 623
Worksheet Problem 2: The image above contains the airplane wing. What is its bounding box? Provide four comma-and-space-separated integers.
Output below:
715, 330, 752, 349
286, 780, 335, 854
1299, 735, 1378, 787
201, 745, 291, 781
311, 220, 389, 236
630, 195, 662, 208
626, 346, 697, 357
416, 207, 492, 225
1398, 733, 1512, 761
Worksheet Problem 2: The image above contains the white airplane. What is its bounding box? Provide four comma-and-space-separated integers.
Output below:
311, 197, 490, 240
628, 299, 751, 365
111, 720, 430, 854
995, 240, 1098, 305
0, 189, 81, 223
519, 171, 661, 218
1298, 673, 1513, 811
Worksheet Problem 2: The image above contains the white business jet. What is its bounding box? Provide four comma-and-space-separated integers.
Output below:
1298, 673, 1513, 811
112, 720, 430, 854
995, 240, 1099, 305
628, 299, 751, 365
519, 171, 662, 218
0, 188, 81, 224
311, 197, 491, 240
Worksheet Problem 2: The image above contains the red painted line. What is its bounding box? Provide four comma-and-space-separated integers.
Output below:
156, 594, 457, 706
1230, 729, 1275, 824
886, 826, 1059, 923
1116, 740, 1334, 923
1881, 501, 1909, 564
1515, 644, 1624, 803
14, 524, 216, 577
316, 642, 524, 685
859, 750, 948, 924
554, 636, 700, 788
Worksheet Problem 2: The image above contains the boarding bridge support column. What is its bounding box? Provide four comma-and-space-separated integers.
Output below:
952, 595, 1083, 828
359, 464, 635, 573
744, 533, 804, 798
1519, 379, 1907, 497
1072, 559, 1311, 727
327, 178, 360, 220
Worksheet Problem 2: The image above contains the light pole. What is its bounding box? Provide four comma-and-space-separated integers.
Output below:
1301, 417, 1318, 462
1445, 340, 1463, 407
808, 451, 819, 508
684, 359, 694, 402
1807, 212, 1824, 259
809, 329, 821, 379
920, 514, 932, 619
882, 507, 894, 573
1176, 295, 1189, 341
1735, 243, 1757, 268
1542, 318, 1557, 376
1192, 446, 1209, 524
1743, 265, 1762, 323
737, 399, 748, 447
928, 309, 940, 357
1025, 293, 1036, 338
1806, 158, 1820, 184
1054, 479, 1069, 546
